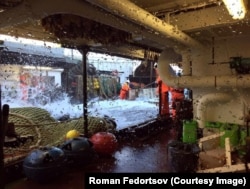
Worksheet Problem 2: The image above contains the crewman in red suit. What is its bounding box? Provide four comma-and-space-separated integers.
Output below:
119, 80, 130, 99
154, 63, 170, 118
169, 87, 184, 119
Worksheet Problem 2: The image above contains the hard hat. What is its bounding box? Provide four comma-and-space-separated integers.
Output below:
126, 80, 130, 83
154, 62, 158, 68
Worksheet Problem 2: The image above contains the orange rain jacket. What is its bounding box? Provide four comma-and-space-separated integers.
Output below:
156, 76, 170, 94
119, 82, 130, 99
156, 76, 170, 116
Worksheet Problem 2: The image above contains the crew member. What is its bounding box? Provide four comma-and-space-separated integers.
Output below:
154, 63, 170, 118
119, 80, 130, 100
170, 87, 184, 119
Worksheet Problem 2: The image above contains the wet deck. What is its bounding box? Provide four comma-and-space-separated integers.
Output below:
5, 119, 179, 189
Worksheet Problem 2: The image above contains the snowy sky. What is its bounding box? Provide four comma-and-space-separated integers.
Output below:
3, 95, 159, 130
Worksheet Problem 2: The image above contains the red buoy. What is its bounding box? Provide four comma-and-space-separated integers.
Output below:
90, 132, 118, 156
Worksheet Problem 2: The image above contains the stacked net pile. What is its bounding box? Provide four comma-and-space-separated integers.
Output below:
4, 107, 116, 165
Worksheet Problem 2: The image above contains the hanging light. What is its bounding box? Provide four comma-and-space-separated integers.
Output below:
222, 0, 247, 19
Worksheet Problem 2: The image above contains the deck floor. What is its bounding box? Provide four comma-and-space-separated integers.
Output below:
5, 126, 180, 189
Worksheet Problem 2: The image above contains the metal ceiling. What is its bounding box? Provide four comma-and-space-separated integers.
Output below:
0, 0, 249, 59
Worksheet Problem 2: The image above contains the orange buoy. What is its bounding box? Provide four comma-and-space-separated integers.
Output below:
90, 132, 118, 156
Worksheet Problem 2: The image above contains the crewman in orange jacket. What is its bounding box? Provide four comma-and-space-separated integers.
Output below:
119, 80, 130, 99
170, 87, 184, 119
154, 63, 170, 118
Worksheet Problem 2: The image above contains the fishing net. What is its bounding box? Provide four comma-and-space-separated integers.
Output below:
4, 107, 116, 165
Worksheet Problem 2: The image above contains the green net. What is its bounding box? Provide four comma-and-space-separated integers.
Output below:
4, 107, 116, 165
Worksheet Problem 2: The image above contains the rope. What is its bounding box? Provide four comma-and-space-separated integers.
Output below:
9, 113, 41, 148
4, 107, 117, 166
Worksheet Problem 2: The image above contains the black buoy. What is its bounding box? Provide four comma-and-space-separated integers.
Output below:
23, 146, 66, 183
60, 137, 94, 166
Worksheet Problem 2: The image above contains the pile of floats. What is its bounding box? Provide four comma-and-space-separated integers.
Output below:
23, 130, 118, 183
1, 105, 118, 184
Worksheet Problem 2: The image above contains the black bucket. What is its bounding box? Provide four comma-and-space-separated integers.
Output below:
167, 140, 200, 173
